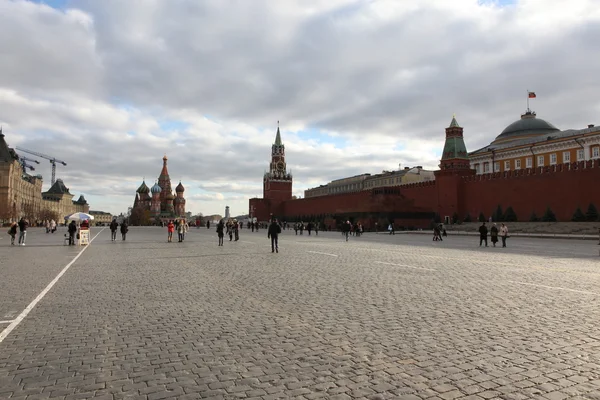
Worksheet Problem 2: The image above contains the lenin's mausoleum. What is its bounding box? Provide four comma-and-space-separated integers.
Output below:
250, 108, 600, 228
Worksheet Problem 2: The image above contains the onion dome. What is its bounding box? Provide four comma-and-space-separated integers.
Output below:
492, 111, 559, 145
151, 182, 162, 194
176, 181, 185, 193
165, 191, 175, 200
136, 180, 150, 194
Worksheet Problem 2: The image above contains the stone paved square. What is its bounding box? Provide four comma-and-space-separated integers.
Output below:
1, 227, 599, 399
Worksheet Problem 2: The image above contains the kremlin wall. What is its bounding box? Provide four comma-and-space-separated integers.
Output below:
250, 110, 600, 228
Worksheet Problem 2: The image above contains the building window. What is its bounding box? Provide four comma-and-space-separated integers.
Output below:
563, 151, 570, 163
515, 159, 521, 169
526, 157, 532, 168
504, 160, 510, 171
537, 155, 544, 166
593, 147, 600, 158
483, 163, 489, 173
494, 162, 500, 172
474, 164, 480, 174
577, 149, 585, 161
550, 153, 557, 165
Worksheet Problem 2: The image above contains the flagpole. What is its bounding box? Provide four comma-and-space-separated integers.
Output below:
526, 89, 529, 112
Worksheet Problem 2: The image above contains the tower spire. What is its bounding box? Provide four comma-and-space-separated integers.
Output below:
275, 121, 282, 146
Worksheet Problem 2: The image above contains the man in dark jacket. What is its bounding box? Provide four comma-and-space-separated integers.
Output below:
479, 222, 488, 247
109, 218, 119, 241
18, 217, 28, 246
68, 220, 77, 245
268, 219, 282, 253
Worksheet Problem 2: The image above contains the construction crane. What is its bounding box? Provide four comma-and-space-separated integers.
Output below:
18, 156, 40, 174
15, 147, 67, 185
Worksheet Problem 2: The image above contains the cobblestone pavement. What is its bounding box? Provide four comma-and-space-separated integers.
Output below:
1, 227, 600, 400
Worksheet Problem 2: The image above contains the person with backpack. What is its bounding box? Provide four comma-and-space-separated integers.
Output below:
268, 218, 282, 253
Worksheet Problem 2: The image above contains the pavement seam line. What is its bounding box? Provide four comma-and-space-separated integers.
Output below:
0, 320, 15, 324
374, 261, 436, 271
307, 251, 338, 257
508, 280, 599, 295
0, 228, 106, 343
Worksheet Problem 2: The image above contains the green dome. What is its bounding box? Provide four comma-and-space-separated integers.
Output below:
136, 180, 150, 194
493, 112, 559, 144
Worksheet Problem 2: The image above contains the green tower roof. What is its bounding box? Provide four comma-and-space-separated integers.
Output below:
441, 116, 468, 160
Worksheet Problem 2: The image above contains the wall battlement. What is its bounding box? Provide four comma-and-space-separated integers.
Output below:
399, 180, 437, 189
462, 160, 600, 183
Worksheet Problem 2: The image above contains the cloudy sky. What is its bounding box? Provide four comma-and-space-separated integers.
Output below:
1, 0, 599, 216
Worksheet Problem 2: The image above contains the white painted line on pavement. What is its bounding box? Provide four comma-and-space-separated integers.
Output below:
0, 320, 15, 324
240, 241, 256, 244
509, 281, 599, 295
374, 261, 436, 271
307, 251, 338, 257
0, 228, 105, 344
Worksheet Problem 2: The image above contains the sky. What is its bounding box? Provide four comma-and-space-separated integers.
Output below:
1, 0, 599, 217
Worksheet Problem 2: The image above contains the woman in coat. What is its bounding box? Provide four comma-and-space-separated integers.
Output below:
120, 221, 128, 241
490, 223, 499, 247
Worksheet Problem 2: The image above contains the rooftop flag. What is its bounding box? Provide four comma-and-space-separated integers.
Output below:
528, 91, 536, 98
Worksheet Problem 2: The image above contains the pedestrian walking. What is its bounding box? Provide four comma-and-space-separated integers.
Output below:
167, 220, 174, 242
216, 220, 224, 246
177, 219, 188, 242
500, 223, 509, 248
479, 222, 488, 247
50, 219, 56, 233
490, 223, 499, 247
17, 217, 28, 246
268, 218, 281, 253
388, 222, 395, 235
7, 221, 17, 246
120, 221, 128, 241
342, 220, 351, 241
109, 218, 118, 241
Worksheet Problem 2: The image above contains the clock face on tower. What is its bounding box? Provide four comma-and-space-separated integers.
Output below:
277, 161, 284, 171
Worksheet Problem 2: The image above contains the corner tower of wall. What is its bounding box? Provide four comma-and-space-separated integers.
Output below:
434, 116, 475, 220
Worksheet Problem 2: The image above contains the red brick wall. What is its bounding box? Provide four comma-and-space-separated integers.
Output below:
263, 180, 292, 204
249, 198, 271, 221
461, 161, 600, 221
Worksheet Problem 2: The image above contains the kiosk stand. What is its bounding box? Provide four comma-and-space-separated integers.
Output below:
79, 229, 90, 245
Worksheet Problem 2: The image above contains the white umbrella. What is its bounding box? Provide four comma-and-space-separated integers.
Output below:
65, 212, 95, 222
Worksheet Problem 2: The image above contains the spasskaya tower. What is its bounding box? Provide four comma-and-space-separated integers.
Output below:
263, 122, 293, 203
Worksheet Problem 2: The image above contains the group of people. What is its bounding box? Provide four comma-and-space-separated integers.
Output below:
44, 219, 57, 234
214, 219, 240, 246
293, 222, 319, 235
7, 218, 28, 246
479, 222, 509, 247
166, 219, 188, 242
109, 218, 128, 241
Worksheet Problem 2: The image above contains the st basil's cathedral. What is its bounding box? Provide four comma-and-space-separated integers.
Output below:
133, 155, 186, 221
